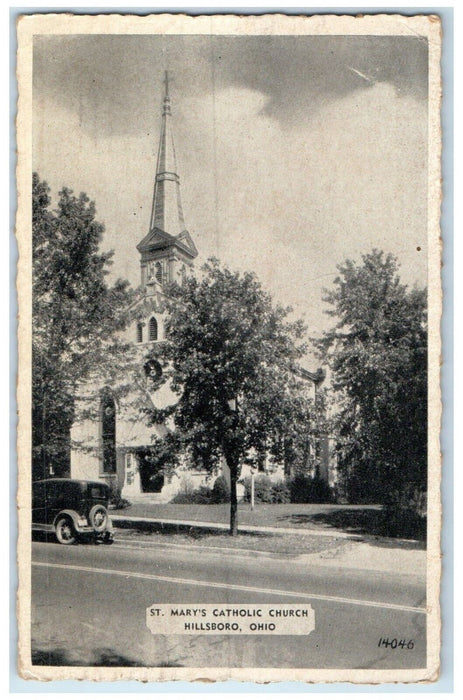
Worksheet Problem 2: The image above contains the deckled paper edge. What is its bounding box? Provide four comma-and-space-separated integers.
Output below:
16, 11, 442, 684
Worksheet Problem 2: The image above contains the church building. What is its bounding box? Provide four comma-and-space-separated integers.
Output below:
70, 74, 332, 502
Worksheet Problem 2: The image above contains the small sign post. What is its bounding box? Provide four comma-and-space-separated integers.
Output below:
251, 467, 256, 511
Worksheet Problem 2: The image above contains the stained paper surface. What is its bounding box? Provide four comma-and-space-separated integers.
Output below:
16, 12, 442, 685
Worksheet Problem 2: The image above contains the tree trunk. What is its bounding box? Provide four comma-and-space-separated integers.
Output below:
229, 469, 238, 536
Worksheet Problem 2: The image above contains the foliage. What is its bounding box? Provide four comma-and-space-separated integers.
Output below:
282, 387, 329, 478
107, 483, 131, 509
142, 434, 181, 477
145, 259, 313, 534
170, 485, 214, 505
316, 250, 427, 511
170, 475, 231, 505
270, 480, 291, 504
32, 173, 134, 480
289, 474, 335, 504
242, 476, 291, 504
210, 475, 231, 504
242, 474, 274, 503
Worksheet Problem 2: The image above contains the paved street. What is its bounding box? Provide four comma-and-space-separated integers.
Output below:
31, 534, 427, 669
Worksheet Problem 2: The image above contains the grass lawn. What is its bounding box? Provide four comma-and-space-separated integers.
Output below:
113, 502, 385, 535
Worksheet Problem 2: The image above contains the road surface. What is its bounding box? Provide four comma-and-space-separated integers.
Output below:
31, 535, 427, 669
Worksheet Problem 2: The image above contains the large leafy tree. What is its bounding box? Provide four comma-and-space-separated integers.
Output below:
316, 250, 427, 510
32, 173, 134, 480
146, 260, 313, 535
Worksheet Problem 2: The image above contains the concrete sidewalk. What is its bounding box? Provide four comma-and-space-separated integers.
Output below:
300, 540, 427, 576
111, 515, 427, 576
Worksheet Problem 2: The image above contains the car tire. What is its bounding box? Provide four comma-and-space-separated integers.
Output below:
89, 505, 109, 533
55, 516, 76, 545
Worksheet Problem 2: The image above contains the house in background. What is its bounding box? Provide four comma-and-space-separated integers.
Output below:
70, 74, 332, 502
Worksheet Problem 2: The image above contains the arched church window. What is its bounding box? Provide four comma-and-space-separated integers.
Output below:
100, 392, 116, 474
149, 317, 158, 341
136, 322, 143, 343
155, 262, 163, 285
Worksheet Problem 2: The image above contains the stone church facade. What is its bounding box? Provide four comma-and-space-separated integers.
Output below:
70, 75, 332, 502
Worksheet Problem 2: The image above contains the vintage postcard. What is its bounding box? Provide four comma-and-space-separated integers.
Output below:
16, 13, 442, 683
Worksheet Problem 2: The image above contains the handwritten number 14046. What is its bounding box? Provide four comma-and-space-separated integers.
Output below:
378, 638, 414, 649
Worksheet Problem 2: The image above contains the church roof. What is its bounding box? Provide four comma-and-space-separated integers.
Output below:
294, 366, 325, 384
137, 226, 197, 258
148, 72, 187, 239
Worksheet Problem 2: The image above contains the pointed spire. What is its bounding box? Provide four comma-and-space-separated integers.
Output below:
162, 70, 171, 115
149, 71, 186, 236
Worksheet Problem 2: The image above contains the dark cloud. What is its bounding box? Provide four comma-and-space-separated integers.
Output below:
212, 36, 428, 123
34, 34, 428, 136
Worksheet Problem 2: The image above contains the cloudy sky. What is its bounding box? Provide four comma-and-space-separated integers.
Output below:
33, 34, 428, 347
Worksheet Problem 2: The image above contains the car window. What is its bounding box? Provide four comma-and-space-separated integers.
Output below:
88, 484, 108, 499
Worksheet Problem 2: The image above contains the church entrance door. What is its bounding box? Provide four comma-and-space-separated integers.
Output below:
136, 449, 165, 493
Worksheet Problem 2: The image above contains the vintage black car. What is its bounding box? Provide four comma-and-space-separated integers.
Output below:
32, 478, 114, 545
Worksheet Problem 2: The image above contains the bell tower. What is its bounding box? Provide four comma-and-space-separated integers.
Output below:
137, 72, 197, 294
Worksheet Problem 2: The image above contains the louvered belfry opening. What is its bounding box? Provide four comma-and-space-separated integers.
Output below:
149, 317, 158, 341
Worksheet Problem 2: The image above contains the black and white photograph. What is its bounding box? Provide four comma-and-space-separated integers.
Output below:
16, 13, 441, 683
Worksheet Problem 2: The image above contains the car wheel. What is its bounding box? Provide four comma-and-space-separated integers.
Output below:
55, 517, 76, 545
88, 505, 109, 533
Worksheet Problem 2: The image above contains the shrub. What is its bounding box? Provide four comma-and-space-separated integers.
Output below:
108, 480, 119, 503
243, 474, 274, 503
289, 474, 334, 504
108, 482, 131, 509
177, 475, 196, 497
170, 485, 213, 504
170, 475, 231, 505
271, 480, 291, 504
210, 475, 230, 504
242, 475, 290, 503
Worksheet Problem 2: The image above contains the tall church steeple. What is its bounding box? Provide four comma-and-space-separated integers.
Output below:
137, 73, 197, 293
149, 71, 185, 237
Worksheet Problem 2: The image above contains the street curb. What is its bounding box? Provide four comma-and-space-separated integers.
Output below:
110, 532, 426, 576
112, 535, 308, 560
